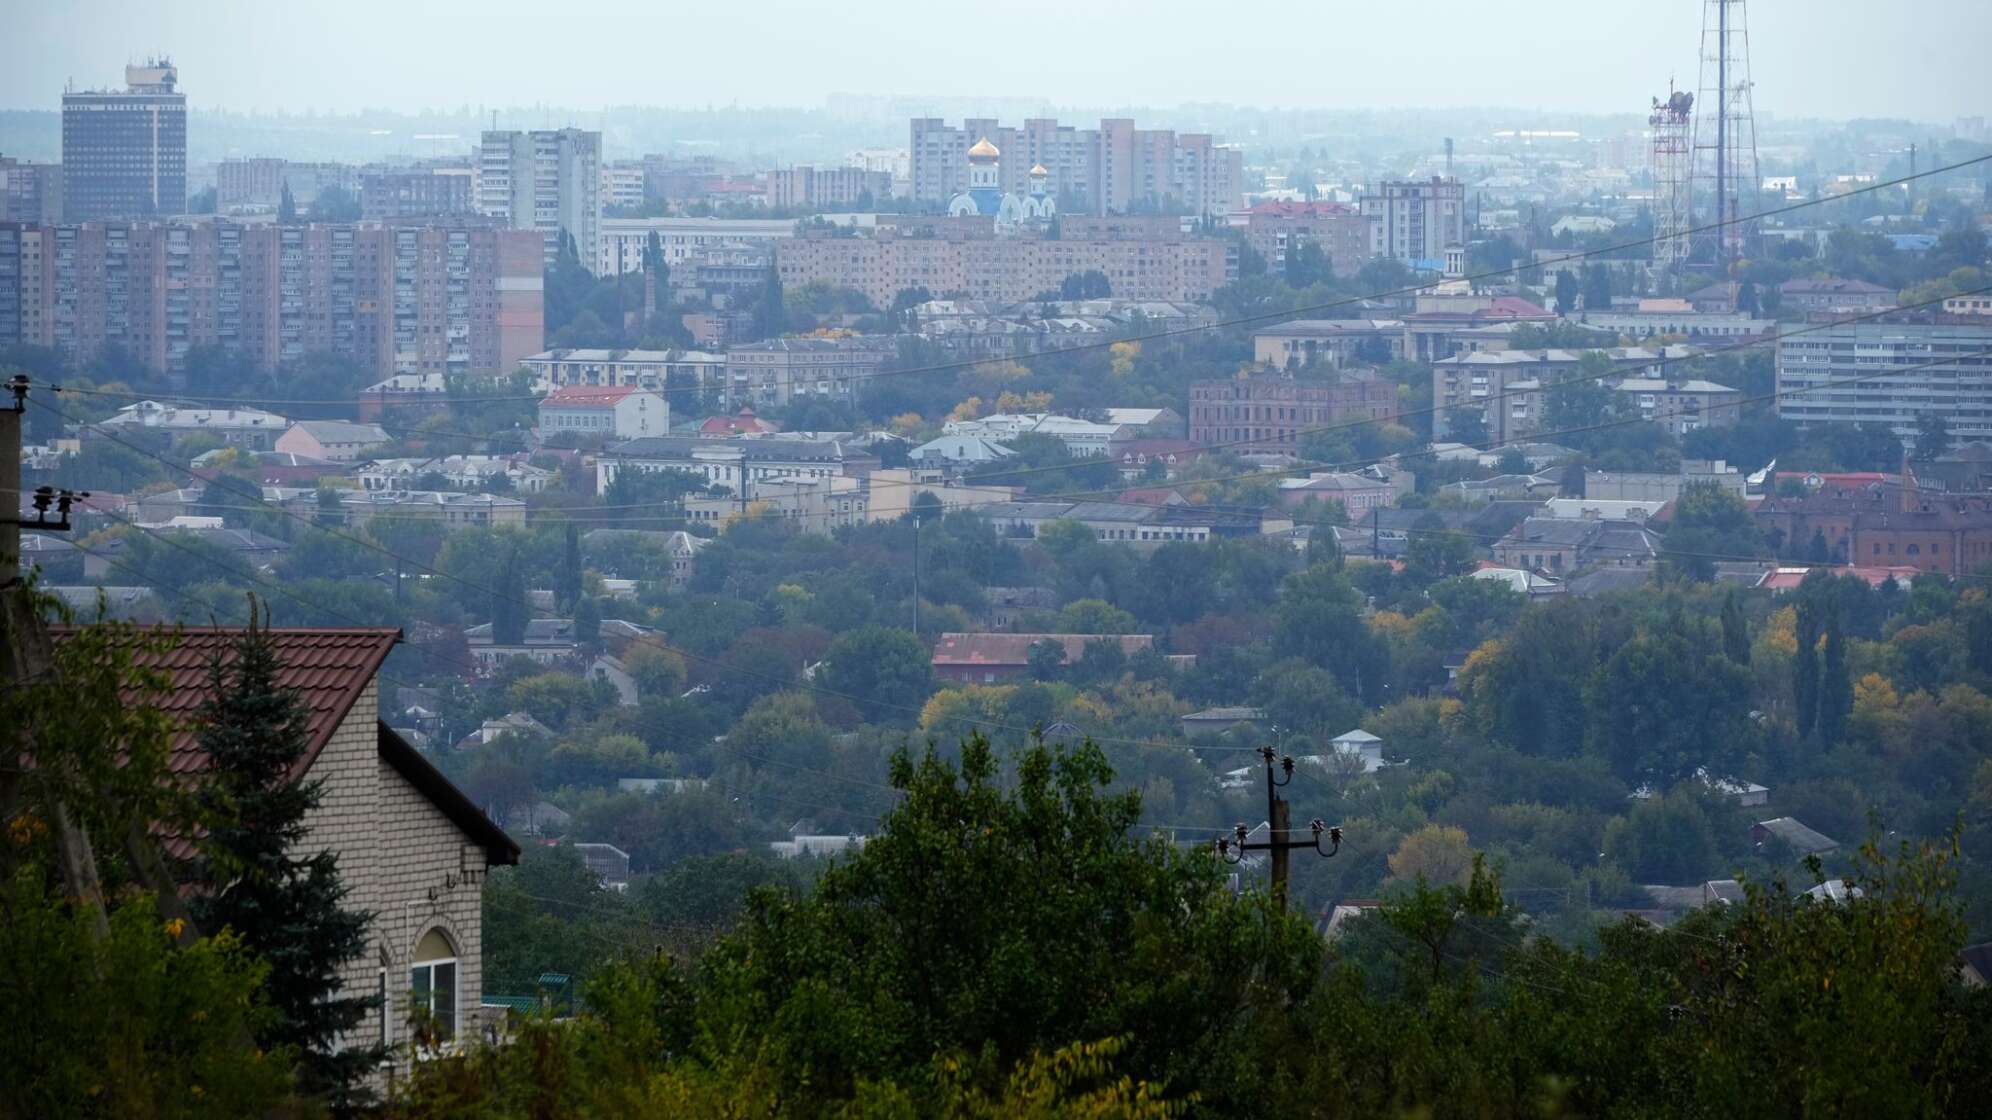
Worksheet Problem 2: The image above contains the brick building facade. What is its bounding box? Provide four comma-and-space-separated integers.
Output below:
1189, 374, 1400, 453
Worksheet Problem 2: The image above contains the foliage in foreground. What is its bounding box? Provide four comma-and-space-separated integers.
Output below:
387, 736, 1992, 1119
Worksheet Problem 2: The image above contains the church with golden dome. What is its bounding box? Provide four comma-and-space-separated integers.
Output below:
946, 136, 1056, 232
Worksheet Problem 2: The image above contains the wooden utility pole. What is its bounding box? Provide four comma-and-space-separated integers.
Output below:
1, 375, 111, 939
1216, 746, 1342, 911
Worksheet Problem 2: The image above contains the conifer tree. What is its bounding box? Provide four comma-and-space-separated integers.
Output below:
190, 603, 379, 1113
1721, 590, 1751, 665
493, 547, 528, 646
1793, 596, 1821, 741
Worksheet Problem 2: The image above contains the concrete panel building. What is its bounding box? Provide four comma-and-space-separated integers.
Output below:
1777, 315, 1992, 443
909, 116, 1243, 217
478, 128, 602, 269
13, 218, 542, 379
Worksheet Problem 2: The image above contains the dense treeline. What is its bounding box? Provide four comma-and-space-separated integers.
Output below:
386, 735, 1992, 1118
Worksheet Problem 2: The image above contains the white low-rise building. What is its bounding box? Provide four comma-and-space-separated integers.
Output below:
538, 385, 669, 439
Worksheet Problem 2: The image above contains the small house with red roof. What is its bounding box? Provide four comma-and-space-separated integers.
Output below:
50, 625, 519, 1064
700, 406, 782, 438
538, 384, 669, 439
931, 632, 1154, 683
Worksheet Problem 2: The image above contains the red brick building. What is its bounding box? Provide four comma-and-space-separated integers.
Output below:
1189, 374, 1399, 453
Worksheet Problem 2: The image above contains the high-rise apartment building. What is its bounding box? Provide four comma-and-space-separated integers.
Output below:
908, 117, 1243, 217
0, 157, 64, 224
1360, 177, 1466, 267
1777, 314, 1992, 443
600, 161, 646, 212
6, 218, 542, 380
61, 61, 187, 220
478, 128, 602, 269
764, 166, 893, 210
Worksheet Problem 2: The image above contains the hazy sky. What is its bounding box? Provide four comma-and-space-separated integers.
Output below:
6, 0, 1988, 121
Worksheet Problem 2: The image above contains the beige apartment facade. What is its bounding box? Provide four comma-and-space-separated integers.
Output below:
776, 231, 1232, 308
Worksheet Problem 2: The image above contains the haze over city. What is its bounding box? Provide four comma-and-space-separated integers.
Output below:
6, 2, 1992, 1117
5, 0, 1989, 120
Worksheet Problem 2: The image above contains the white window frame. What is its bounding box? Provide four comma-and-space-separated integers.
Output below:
410, 952, 460, 1041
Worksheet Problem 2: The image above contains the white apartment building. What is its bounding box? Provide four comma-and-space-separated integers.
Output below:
1361, 177, 1466, 267
600, 161, 645, 211
479, 128, 602, 269
596, 216, 802, 276
521, 347, 726, 392
1777, 317, 1992, 442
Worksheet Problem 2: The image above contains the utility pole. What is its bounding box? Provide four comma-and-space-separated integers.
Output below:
911, 513, 922, 637
1216, 746, 1342, 911
1, 375, 110, 940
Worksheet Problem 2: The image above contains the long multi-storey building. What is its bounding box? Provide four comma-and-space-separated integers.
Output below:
215, 158, 359, 213
359, 164, 476, 221
908, 117, 1243, 217
597, 216, 800, 276
1777, 314, 1992, 443
775, 224, 1233, 308
1188, 373, 1400, 453
0, 218, 542, 379
61, 61, 187, 220
723, 336, 902, 407
478, 128, 602, 269
764, 166, 893, 210
1233, 200, 1371, 277
1360, 177, 1466, 267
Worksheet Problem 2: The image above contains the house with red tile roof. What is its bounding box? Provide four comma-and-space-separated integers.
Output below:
931, 632, 1154, 683
49, 625, 518, 1066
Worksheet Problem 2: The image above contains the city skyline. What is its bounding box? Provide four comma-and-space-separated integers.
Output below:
5, 0, 1989, 122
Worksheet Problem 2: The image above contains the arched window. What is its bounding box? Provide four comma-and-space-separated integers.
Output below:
1906, 543, 1920, 556
411, 927, 459, 1039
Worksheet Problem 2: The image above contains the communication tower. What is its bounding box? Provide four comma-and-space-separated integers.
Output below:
1689, 0, 1761, 263
1650, 83, 1693, 270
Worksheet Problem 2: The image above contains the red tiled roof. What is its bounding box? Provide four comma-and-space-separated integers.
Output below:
931, 632, 1154, 667
48, 626, 400, 777
1754, 565, 1921, 591
543, 384, 638, 407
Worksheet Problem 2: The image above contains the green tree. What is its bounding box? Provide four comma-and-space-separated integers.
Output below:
1028, 638, 1068, 682
278, 181, 297, 224
1055, 598, 1137, 634
492, 547, 529, 646
1554, 269, 1579, 314
1543, 352, 1617, 432
1794, 593, 1822, 741
681, 736, 1318, 1111
557, 524, 582, 611
189, 610, 380, 1111
1274, 563, 1387, 702
1721, 589, 1751, 665
1914, 411, 1951, 461
822, 626, 933, 724
1819, 600, 1851, 746
1582, 261, 1613, 310
1443, 405, 1490, 446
